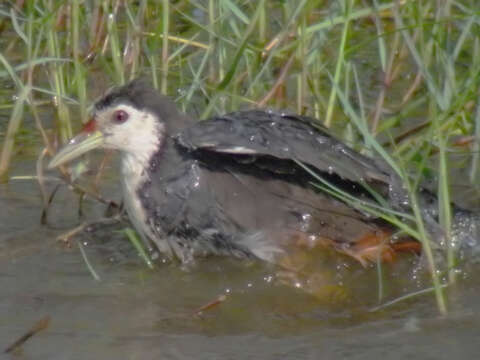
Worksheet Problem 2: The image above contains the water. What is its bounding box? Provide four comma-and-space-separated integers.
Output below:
1, 1, 480, 356
1, 157, 480, 359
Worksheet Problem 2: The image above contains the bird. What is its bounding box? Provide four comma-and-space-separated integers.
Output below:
48, 79, 478, 268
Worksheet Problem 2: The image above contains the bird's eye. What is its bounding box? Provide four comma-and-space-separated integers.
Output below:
112, 109, 129, 124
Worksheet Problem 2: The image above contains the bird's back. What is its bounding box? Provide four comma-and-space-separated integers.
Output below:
137, 125, 388, 263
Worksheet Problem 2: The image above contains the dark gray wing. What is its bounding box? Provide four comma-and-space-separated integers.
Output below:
139, 136, 393, 262
176, 110, 391, 185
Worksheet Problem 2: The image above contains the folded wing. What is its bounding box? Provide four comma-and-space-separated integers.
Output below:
176, 110, 391, 187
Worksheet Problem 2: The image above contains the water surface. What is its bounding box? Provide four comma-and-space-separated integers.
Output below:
1, 156, 480, 360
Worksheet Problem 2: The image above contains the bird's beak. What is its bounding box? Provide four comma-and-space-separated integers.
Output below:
48, 129, 104, 169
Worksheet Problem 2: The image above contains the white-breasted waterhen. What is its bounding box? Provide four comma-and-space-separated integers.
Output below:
48, 79, 479, 266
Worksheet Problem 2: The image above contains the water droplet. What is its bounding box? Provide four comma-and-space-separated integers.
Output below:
300, 213, 312, 232
263, 275, 273, 283
302, 213, 311, 222
316, 136, 326, 144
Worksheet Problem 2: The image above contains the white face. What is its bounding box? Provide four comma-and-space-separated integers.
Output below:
94, 104, 165, 164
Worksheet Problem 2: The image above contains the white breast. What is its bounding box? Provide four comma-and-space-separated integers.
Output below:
121, 153, 174, 258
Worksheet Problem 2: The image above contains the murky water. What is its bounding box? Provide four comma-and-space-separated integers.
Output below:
1, 5, 480, 355
1, 155, 480, 360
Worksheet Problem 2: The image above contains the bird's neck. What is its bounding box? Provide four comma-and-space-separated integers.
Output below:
121, 153, 149, 187
120, 122, 166, 191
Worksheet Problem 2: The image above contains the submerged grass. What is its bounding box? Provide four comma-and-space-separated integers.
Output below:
0, 0, 479, 314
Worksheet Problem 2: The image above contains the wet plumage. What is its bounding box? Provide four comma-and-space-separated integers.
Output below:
48, 79, 480, 265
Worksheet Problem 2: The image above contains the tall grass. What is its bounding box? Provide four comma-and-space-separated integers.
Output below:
0, 0, 479, 314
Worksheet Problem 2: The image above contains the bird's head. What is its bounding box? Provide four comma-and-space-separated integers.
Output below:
48, 79, 186, 168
